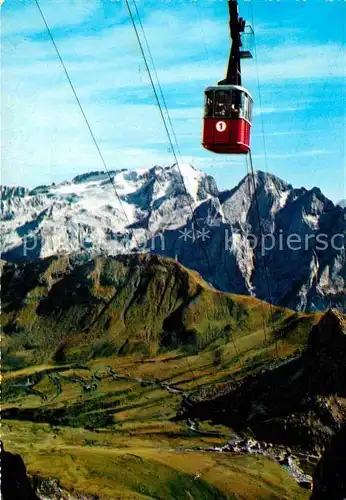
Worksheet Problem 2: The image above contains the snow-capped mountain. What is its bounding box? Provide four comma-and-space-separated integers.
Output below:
1, 164, 345, 312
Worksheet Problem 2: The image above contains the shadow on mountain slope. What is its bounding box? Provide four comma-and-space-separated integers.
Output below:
311, 423, 346, 499
0, 441, 39, 500
179, 309, 346, 454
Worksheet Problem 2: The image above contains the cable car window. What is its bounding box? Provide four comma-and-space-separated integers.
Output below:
214, 90, 232, 117
204, 91, 214, 117
248, 98, 253, 122
243, 95, 249, 121
231, 90, 243, 119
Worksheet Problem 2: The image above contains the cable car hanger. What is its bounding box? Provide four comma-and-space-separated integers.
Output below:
219, 0, 252, 86
202, 0, 253, 155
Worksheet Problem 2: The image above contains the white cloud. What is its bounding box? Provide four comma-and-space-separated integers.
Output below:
253, 130, 315, 138
1, 0, 99, 38
252, 149, 335, 160
253, 106, 303, 116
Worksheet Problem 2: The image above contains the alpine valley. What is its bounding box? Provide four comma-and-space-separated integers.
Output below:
1, 165, 346, 500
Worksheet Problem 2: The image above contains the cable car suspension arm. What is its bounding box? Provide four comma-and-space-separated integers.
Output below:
218, 0, 247, 86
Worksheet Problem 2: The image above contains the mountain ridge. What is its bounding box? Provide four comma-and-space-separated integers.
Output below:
1, 164, 345, 312
1, 253, 320, 370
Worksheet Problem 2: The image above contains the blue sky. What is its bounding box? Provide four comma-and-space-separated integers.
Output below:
2, 0, 345, 202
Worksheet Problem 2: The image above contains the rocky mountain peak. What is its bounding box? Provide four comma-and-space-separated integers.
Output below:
72, 170, 118, 184
1, 185, 29, 200
249, 169, 292, 194
1, 165, 344, 313
308, 308, 346, 350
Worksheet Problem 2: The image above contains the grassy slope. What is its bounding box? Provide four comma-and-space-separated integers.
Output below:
2, 254, 320, 369
3, 350, 313, 498
2, 254, 320, 498
3, 419, 309, 500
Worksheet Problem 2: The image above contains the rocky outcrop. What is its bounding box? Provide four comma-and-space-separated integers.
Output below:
180, 309, 346, 455
0, 441, 39, 499
1, 185, 29, 199
311, 424, 346, 499
306, 308, 346, 394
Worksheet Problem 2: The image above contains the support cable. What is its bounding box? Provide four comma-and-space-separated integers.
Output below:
127, 0, 243, 380
132, 0, 183, 164
249, 2, 282, 199
247, 150, 279, 359
36, 0, 198, 385
34, 0, 139, 248
125, 0, 215, 280
245, 155, 268, 346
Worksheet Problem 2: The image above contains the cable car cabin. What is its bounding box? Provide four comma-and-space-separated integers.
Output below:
202, 85, 253, 154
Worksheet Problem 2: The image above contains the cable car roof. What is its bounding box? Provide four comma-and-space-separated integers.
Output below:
205, 85, 253, 101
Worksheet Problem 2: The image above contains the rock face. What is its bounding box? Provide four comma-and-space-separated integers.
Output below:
311, 424, 346, 499
306, 308, 346, 394
0, 441, 39, 500
1, 165, 345, 312
181, 309, 346, 455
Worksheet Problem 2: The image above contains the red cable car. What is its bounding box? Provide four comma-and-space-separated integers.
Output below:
202, 0, 253, 155
203, 85, 253, 154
